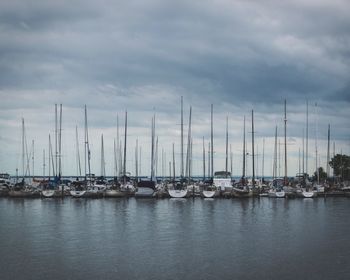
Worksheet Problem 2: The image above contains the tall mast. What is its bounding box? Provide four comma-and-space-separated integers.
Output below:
326, 124, 330, 179
58, 104, 62, 179
135, 139, 138, 181
211, 104, 214, 178
49, 134, 55, 178
306, 100, 309, 175
315, 103, 319, 184
113, 139, 117, 177
172, 143, 175, 182
298, 148, 301, 175
181, 96, 184, 179
230, 144, 233, 178
302, 128, 305, 174
273, 126, 278, 180
123, 111, 127, 184
203, 137, 205, 180
225, 116, 228, 177
55, 104, 58, 177
185, 106, 192, 180
48, 135, 51, 179
101, 134, 105, 177
242, 116, 246, 178
76, 126, 82, 177
208, 142, 210, 178
84, 105, 91, 180
84, 105, 87, 179
117, 114, 120, 177
284, 99, 287, 185
151, 115, 155, 181
22, 118, 25, 179
251, 110, 255, 188
32, 140, 34, 179
262, 138, 265, 180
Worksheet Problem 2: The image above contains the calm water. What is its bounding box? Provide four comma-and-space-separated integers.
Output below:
0, 197, 349, 280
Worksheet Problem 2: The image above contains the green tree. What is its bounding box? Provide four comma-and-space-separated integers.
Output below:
329, 154, 350, 181
313, 167, 327, 182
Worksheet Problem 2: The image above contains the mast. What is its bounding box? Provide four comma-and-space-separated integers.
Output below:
230, 144, 233, 178
225, 116, 228, 177
208, 142, 210, 178
84, 105, 91, 181
316, 104, 319, 181
211, 104, 214, 179
151, 115, 155, 181
113, 139, 117, 177
326, 124, 330, 179
172, 143, 175, 182
123, 111, 127, 184
181, 96, 184, 179
32, 140, 34, 180
76, 126, 82, 177
302, 128, 305, 174
203, 137, 205, 180
135, 139, 138, 181
284, 99, 287, 185
116, 114, 120, 177
49, 134, 55, 178
306, 100, 309, 175
262, 138, 265, 180
48, 135, 51, 179
58, 104, 62, 179
84, 105, 87, 180
101, 134, 105, 177
185, 106, 192, 181
273, 126, 278, 180
242, 116, 246, 178
55, 104, 58, 177
251, 110, 255, 188
22, 118, 25, 179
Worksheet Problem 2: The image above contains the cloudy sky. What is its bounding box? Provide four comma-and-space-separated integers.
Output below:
0, 0, 349, 178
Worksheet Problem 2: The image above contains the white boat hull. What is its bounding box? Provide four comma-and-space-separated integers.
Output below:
168, 189, 188, 198
41, 190, 56, 198
70, 190, 86, 198
301, 191, 317, 198
268, 190, 285, 198
202, 190, 216, 198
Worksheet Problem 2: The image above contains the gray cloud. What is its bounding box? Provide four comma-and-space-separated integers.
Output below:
0, 0, 349, 176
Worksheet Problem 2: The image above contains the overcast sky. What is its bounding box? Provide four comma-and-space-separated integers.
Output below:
0, 0, 349, 178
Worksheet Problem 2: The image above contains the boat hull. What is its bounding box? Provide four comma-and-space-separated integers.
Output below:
104, 189, 127, 198
202, 190, 216, 198
168, 189, 188, 198
70, 190, 87, 198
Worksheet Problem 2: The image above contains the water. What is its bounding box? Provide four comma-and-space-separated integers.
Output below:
0, 197, 349, 280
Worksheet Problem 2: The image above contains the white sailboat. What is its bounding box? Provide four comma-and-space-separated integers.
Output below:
201, 104, 216, 198
169, 97, 188, 198
232, 116, 253, 198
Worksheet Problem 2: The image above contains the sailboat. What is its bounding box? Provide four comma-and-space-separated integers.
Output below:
168, 97, 188, 198
119, 111, 136, 195
135, 115, 156, 198
299, 101, 317, 198
202, 104, 216, 198
9, 118, 36, 197
42, 104, 66, 198
232, 115, 253, 198
70, 105, 89, 198
268, 101, 286, 198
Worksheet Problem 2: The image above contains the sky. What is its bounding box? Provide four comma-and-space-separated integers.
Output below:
0, 0, 349, 178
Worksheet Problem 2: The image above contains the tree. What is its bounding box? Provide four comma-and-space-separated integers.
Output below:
313, 167, 327, 182
329, 154, 350, 181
